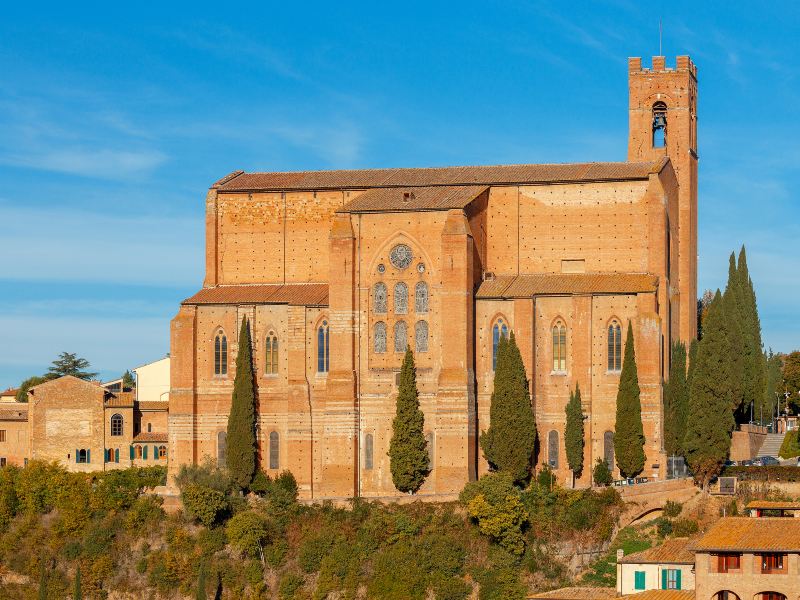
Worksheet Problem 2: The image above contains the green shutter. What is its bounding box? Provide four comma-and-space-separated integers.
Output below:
661, 569, 667, 590
115, 449, 119, 463
129, 445, 134, 460
75, 449, 79, 464
153, 445, 159, 460
86, 449, 90, 464
143, 445, 148, 460
635, 571, 645, 590
675, 569, 681, 590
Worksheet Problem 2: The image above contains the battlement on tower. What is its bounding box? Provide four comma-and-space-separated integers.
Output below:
628, 55, 697, 78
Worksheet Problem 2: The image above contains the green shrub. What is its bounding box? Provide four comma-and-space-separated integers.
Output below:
473, 567, 526, 600
298, 531, 339, 573
460, 473, 528, 556
181, 484, 228, 527
279, 572, 305, 599
593, 458, 613, 486
198, 527, 227, 557
174, 461, 232, 493
663, 500, 683, 518
779, 431, 800, 458
656, 517, 673, 537
0, 466, 19, 530
226, 511, 271, 558
250, 470, 271, 496
124, 495, 164, 532
368, 540, 428, 600
672, 518, 699, 536
536, 466, 556, 489
721, 465, 800, 481
270, 471, 299, 507
431, 574, 471, 600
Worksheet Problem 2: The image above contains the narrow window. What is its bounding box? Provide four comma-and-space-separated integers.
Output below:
317, 320, 329, 373
110, 413, 123, 437
374, 282, 388, 313
269, 431, 279, 469
652, 101, 667, 148
0, 430, 6, 442
607, 320, 622, 372
492, 318, 509, 370
415, 320, 429, 353
394, 282, 408, 314
425, 432, 434, 471
364, 433, 374, 470
548, 430, 559, 469
147, 423, 152, 433
0, 458, 6, 467
374, 321, 387, 353
552, 321, 566, 372
414, 282, 428, 313
265, 333, 279, 374
158, 445, 167, 459
134, 445, 143, 459
663, 568, 681, 590
394, 320, 408, 352
214, 331, 228, 376
217, 431, 227, 464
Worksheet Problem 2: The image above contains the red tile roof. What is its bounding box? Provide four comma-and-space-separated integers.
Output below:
214, 159, 666, 192
693, 516, 800, 552
619, 537, 694, 564
133, 432, 168, 443
528, 587, 616, 599
105, 392, 135, 408
476, 273, 658, 298
182, 283, 328, 306
338, 185, 488, 213
745, 500, 800, 510
137, 401, 169, 411
622, 591, 694, 600
0, 407, 28, 421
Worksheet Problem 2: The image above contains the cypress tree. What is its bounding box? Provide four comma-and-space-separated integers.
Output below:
226, 316, 257, 489
614, 323, 646, 478
684, 291, 736, 489
388, 348, 429, 493
480, 332, 536, 484
73, 567, 82, 600
663, 341, 688, 457
195, 562, 207, 600
564, 383, 585, 484
38, 561, 47, 600
737, 247, 768, 419
723, 253, 746, 419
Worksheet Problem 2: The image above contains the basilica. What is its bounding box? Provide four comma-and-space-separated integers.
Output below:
169, 55, 698, 499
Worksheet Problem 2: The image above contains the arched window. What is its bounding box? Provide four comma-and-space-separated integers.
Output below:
414, 282, 428, 313
77, 449, 88, 463
364, 433, 374, 470
374, 282, 388, 313
415, 320, 429, 353
265, 332, 278, 374
394, 282, 408, 314
374, 321, 387, 353
214, 330, 228, 376
217, 431, 227, 464
712, 593, 740, 600
394, 320, 408, 352
134, 445, 143, 459
756, 594, 785, 600
652, 101, 667, 148
110, 413, 123, 436
608, 320, 622, 372
269, 431, 279, 469
425, 432, 434, 470
548, 430, 559, 469
158, 445, 167, 459
492, 318, 509, 370
317, 320, 330, 373
552, 320, 566, 372
603, 431, 614, 470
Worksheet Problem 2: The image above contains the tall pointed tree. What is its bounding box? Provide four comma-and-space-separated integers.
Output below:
73, 567, 82, 600
389, 348, 429, 493
684, 291, 736, 489
737, 247, 768, 419
226, 316, 257, 489
614, 323, 646, 478
723, 253, 746, 419
663, 341, 688, 457
564, 383, 585, 485
480, 332, 536, 483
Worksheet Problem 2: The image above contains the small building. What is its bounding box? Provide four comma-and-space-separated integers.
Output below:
133, 356, 170, 404
746, 501, 800, 518
617, 537, 695, 594
693, 516, 800, 600
0, 403, 29, 466
0, 388, 19, 403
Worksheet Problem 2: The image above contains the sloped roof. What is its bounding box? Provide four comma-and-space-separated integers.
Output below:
622, 591, 694, 600
528, 587, 616, 600
105, 392, 135, 408
0, 407, 28, 421
137, 401, 169, 411
214, 159, 667, 192
338, 185, 487, 213
476, 273, 658, 299
619, 537, 694, 564
745, 500, 800, 510
133, 432, 168, 443
693, 517, 800, 552
182, 283, 328, 306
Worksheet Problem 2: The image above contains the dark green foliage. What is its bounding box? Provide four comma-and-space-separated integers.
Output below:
174, 461, 233, 493
662, 500, 682, 518
656, 517, 673, 537
722, 465, 800, 482
460, 473, 528, 555
250, 470, 271, 496
723, 253, 746, 417
226, 317, 257, 489
613, 324, 645, 478
278, 572, 304, 599
47, 352, 98, 380
687, 339, 698, 389
737, 247, 768, 421
592, 458, 613, 486
581, 526, 651, 587
764, 349, 783, 421
16, 375, 47, 402
227, 511, 271, 559
672, 518, 699, 536
388, 348, 429, 493
195, 563, 207, 600
472, 566, 526, 600
684, 291, 736, 488
73, 566, 82, 600
480, 333, 536, 483
663, 341, 689, 456
181, 485, 228, 527
38, 560, 47, 600
536, 465, 556, 489
564, 383, 585, 480
779, 431, 800, 459
122, 370, 136, 390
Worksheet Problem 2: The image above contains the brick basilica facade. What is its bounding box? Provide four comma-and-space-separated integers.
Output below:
169, 56, 699, 499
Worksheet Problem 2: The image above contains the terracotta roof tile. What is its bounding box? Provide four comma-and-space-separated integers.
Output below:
137, 401, 169, 411
476, 273, 658, 298
693, 516, 800, 552
619, 537, 694, 564
0, 407, 28, 421
745, 500, 800, 510
105, 392, 135, 408
528, 587, 616, 599
216, 160, 666, 192
1, 388, 19, 396
338, 185, 487, 213
622, 591, 694, 600
133, 432, 168, 443
182, 283, 328, 306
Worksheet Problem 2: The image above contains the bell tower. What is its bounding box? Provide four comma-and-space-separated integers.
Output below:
628, 55, 698, 342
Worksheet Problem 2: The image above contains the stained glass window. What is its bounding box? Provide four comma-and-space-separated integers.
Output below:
608, 320, 622, 372
214, 331, 227, 375
552, 321, 566, 372
492, 319, 508, 370
415, 282, 428, 313
374, 282, 388, 313
394, 321, 407, 352
415, 320, 428, 353
394, 282, 408, 314
389, 244, 413, 270
269, 431, 279, 469
374, 321, 387, 353
265, 333, 278, 374
317, 320, 329, 373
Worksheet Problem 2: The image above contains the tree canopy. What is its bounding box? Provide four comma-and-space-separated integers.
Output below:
46, 352, 98, 380
613, 324, 645, 478
226, 317, 257, 489
663, 341, 688, 457
564, 383, 585, 482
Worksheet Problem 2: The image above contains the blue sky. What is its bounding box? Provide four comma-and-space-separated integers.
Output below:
1, 1, 798, 388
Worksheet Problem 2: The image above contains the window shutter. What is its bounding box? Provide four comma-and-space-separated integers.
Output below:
86, 449, 90, 464
129, 445, 134, 460
661, 569, 667, 590
75, 449, 79, 464
634, 571, 645, 590
143, 445, 148, 460
675, 569, 681, 590
153, 445, 159, 460
115, 448, 119, 463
